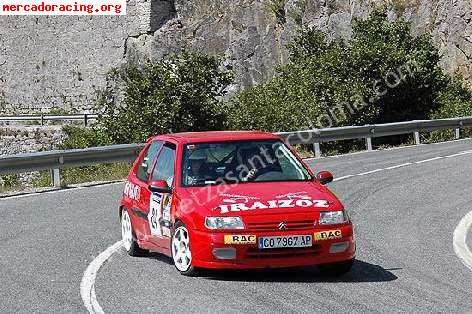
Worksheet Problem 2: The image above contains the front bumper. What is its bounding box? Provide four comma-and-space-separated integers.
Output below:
190, 224, 355, 269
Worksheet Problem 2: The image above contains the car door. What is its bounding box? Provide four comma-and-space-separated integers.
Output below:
132, 140, 163, 240
147, 141, 177, 250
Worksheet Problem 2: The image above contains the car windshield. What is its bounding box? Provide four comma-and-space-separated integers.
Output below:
181, 140, 312, 187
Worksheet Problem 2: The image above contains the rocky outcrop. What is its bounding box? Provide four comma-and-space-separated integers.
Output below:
0, 125, 66, 186
0, 125, 65, 155
0, 0, 471, 112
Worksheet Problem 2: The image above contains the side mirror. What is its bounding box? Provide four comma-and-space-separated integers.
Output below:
316, 171, 333, 185
149, 180, 172, 193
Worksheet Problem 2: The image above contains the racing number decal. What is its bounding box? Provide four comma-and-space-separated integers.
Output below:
148, 193, 163, 236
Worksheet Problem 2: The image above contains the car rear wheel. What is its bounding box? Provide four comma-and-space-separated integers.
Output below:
121, 208, 146, 256
171, 222, 198, 276
318, 258, 354, 276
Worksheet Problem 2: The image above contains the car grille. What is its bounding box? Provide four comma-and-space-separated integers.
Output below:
245, 245, 322, 259
246, 220, 315, 231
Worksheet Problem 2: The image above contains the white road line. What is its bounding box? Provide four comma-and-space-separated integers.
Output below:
3, 187, 86, 200
0, 181, 124, 201
80, 241, 123, 314
445, 150, 472, 158
333, 174, 354, 182
356, 169, 383, 176
453, 211, 472, 271
385, 162, 413, 170
414, 156, 443, 164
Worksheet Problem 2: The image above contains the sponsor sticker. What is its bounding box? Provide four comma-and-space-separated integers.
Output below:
224, 234, 257, 245
314, 229, 342, 241
161, 194, 172, 237
124, 181, 140, 201
217, 192, 330, 214
148, 193, 163, 236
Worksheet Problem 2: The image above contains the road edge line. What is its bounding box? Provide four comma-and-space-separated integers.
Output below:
453, 211, 472, 271
80, 241, 123, 314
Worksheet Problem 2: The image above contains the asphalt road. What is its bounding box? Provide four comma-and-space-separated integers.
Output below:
1, 139, 472, 313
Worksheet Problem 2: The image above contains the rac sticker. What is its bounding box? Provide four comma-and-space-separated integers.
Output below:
224, 234, 257, 245
314, 230, 342, 241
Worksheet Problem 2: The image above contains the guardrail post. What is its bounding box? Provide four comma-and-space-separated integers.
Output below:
40, 114, 44, 126
455, 128, 460, 140
414, 131, 421, 145
366, 137, 373, 151
313, 143, 321, 158
51, 168, 63, 188
84, 114, 88, 127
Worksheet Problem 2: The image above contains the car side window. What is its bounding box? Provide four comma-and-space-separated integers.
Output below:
136, 140, 163, 182
151, 142, 176, 187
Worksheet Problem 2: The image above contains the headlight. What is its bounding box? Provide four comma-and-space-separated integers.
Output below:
205, 217, 245, 230
319, 211, 348, 225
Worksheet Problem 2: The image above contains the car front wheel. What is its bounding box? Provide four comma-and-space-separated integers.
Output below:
171, 222, 198, 276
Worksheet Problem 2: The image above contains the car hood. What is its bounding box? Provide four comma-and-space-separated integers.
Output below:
179, 180, 343, 216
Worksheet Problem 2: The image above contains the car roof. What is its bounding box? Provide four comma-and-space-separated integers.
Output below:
150, 131, 280, 144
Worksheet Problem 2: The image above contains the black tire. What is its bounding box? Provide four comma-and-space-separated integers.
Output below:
121, 208, 147, 257
171, 221, 199, 276
318, 258, 354, 276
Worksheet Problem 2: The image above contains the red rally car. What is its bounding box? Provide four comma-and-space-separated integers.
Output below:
119, 131, 355, 276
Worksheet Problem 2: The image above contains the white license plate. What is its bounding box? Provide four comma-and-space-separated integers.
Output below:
258, 235, 312, 249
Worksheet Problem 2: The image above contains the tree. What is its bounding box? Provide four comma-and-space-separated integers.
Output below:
349, 9, 446, 124
432, 75, 472, 119
227, 8, 449, 135
97, 51, 233, 144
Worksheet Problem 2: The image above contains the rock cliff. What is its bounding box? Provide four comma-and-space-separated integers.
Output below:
0, 0, 470, 112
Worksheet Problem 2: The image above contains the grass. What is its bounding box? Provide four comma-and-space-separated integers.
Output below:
422, 129, 461, 144
63, 162, 130, 186
0, 174, 22, 193
296, 129, 471, 160
293, 144, 314, 159
33, 162, 131, 187
0, 163, 131, 194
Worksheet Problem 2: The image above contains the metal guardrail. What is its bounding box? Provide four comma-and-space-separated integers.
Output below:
277, 116, 472, 157
0, 144, 144, 188
0, 114, 99, 126
0, 116, 471, 188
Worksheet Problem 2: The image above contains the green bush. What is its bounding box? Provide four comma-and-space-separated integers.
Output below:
59, 125, 111, 149
37, 126, 129, 187
48, 106, 70, 116
349, 9, 446, 124
431, 76, 472, 119
266, 0, 287, 25
57, 9, 472, 161
428, 75, 472, 142
29, 51, 233, 188
226, 30, 363, 133
0, 174, 21, 192
227, 8, 448, 141
96, 50, 233, 144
